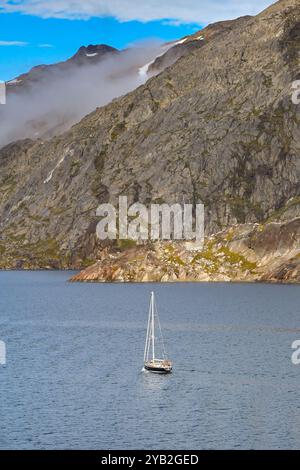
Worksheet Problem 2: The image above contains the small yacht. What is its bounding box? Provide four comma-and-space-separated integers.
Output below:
143, 292, 173, 374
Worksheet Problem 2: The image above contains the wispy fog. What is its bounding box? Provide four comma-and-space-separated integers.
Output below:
0, 42, 166, 148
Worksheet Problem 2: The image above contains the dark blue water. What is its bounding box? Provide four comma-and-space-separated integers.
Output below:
0, 271, 299, 449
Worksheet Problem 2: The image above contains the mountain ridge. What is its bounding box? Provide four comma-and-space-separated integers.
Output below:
6, 44, 119, 91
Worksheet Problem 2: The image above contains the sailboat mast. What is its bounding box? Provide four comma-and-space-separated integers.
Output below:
151, 291, 155, 360
144, 299, 151, 362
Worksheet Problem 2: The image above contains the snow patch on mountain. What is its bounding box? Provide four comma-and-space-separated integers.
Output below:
173, 37, 188, 45
7, 79, 22, 85
138, 61, 154, 78
138, 45, 170, 79
44, 155, 67, 184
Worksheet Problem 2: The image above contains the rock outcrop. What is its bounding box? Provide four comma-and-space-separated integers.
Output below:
70, 218, 300, 283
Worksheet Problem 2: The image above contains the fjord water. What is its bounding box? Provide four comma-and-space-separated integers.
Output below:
0, 272, 299, 450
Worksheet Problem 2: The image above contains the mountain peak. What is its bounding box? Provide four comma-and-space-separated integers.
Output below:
71, 44, 119, 64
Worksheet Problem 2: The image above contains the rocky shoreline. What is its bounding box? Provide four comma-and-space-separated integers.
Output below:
70, 219, 300, 284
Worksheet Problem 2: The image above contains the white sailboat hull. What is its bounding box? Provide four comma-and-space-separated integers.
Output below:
144, 364, 172, 374
144, 359, 173, 374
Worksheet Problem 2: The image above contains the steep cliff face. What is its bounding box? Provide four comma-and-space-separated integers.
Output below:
0, 0, 299, 281
148, 15, 252, 74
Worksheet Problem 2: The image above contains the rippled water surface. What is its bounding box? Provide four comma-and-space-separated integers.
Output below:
0, 271, 299, 449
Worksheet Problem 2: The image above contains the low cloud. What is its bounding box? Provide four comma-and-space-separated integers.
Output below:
0, 0, 274, 25
0, 40, 28, 46
0, 42, 166, 147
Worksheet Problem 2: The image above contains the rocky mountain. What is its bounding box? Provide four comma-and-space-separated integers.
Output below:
0, 0, 299, 283
6, 44, 119, 92
148, 15, 252, 74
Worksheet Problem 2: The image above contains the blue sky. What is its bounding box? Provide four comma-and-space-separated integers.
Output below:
0, 13, 201, 80
0, 0, 274, 81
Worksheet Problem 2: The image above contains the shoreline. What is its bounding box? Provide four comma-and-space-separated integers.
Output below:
0, 269, 299, 285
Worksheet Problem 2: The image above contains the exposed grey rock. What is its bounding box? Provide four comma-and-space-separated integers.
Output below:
148, 15, 252, 74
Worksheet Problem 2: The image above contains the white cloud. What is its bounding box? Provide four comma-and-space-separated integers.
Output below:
0, 42, 165, 145
0, 40, 28, 46
38, 43, 54, 48
0, 0, 275, 25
